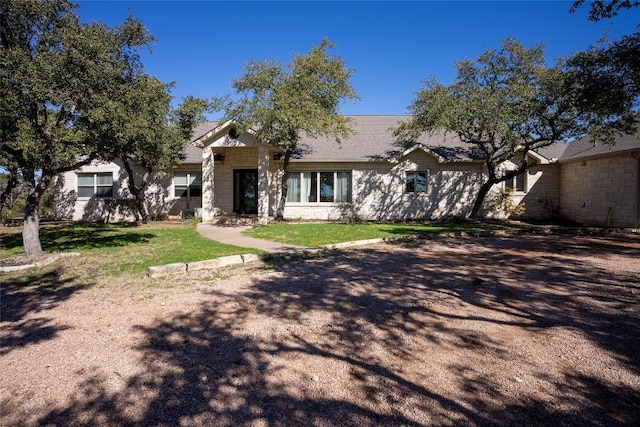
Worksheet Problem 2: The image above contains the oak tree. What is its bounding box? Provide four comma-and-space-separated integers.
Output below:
0, 0, 202, 255
568, 0, 639, 142
395, 39, 585, 218
215, 38, 359, 219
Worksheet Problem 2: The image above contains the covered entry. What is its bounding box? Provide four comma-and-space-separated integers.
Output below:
233, 169, 258, 214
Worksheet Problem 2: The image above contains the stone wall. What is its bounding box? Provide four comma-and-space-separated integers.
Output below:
54, 160, 202, 221
283, 151, 486, 221
518, 163, 562, 220
560, 154, 639, 227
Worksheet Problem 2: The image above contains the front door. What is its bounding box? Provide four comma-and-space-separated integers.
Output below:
233, 169, 258, 214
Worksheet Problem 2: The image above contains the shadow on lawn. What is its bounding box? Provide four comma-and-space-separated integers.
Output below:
0, 268, 91, 356
0, 222, 155, 253
34, 234, 640, 426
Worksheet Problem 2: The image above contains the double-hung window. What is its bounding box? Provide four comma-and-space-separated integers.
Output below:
77, 173, 113, 198
405, 171, 427, 193
286, 171, 351, 203
504, 173, 526, 192
174, 172, 202, 198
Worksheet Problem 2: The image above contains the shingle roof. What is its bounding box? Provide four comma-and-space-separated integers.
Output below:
558, 131, 640, 163
293, 115, 484, 162
178, 121, 219, 163
535, 143, 570, 162
191, 121, 219, 142
190, 116, 618, 164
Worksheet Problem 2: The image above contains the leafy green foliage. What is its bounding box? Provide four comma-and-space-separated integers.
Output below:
564, 31, 639, 143
568, 1, 639, 142
0, 0, 206, 253
395, 38, 582, 218
570, 0, 640, 21
215, 38, 359, 218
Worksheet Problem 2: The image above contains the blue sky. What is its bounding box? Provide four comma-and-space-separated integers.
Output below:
76, 1, 639, 117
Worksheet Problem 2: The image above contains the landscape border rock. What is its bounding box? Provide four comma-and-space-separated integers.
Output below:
147, 262, 187, 278
187, 255, 244, 272
146, 226, 639, 278
0, 252, 81, 273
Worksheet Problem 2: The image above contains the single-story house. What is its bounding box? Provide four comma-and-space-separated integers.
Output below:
53, 115, 640, 228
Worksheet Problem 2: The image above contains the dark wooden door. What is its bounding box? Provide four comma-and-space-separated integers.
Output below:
233, 169, 258, 214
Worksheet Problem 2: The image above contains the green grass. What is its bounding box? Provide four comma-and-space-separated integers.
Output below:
0, 222, 262, 276
243, 221, 494, 247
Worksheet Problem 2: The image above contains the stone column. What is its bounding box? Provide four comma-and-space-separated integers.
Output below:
201, 147, 215, 221
257, 144, 270, 224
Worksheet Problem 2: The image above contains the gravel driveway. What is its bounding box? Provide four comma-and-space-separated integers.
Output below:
1, 233, 639, 426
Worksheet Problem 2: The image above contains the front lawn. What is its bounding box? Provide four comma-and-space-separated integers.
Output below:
0, 222, 261, 276
243, 221, 496, 247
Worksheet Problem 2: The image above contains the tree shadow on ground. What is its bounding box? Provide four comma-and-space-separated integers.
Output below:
0, 222, 155, 253
0, 268, 91, 355
32, 234, 640, 426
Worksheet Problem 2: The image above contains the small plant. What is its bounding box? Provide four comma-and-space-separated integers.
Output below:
485, 188, 525, 219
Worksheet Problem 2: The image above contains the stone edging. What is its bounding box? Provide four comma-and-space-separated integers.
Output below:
146, 226, 639, 279
0, 252, 81, 273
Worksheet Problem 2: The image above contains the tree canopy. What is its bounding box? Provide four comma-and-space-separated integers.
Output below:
565, 31, 640, 143
0, 0, 203, 256
570, 0, 640, 21
394, 38, 585, 218
567, 0, 640, 143
215, 38, 359, 219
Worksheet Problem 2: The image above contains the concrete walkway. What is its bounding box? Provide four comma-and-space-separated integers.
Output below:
196, 223, 308, 253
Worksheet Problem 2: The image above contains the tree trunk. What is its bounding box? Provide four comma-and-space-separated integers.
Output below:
275, 150, 292, 220
122, 157, 150, 223
469, 180, 495, 219
22, 193, 42, 257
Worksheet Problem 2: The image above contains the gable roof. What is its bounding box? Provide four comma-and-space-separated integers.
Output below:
177, 121, 219, 163
558, 131, 640, 163
295, 115, 487, 162
535, 143, 570, 162
187, 115, 586, 164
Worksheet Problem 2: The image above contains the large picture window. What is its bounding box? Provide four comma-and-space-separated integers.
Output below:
504, 173, 526, 192
174, 172, 202, 198
405, 172, 427, 193
286, 171, 352, 203
77, 173, 113, 198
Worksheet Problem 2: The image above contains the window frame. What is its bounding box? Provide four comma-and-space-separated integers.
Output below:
405, 171, 428, 193
77, 172, 113, 198
286, 171, 352, 203
504, 172, 526, 193
173, 172, 202, 198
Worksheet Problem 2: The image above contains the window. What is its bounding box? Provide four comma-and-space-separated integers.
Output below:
286, 171, 352, 203
504, 173, 526, 192
174, 172, 202, 198
77, 173, 113, 198
405, 172, 427, 193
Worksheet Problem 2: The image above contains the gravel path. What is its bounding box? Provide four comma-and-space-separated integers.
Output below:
1, 233, 639, 426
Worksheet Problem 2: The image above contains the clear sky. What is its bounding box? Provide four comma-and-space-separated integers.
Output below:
76, 0, 639, 117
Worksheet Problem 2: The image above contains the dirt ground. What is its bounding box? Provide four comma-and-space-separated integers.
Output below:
1, 233, 639, 426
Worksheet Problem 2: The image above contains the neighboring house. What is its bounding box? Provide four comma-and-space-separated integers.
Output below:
54, 115, 640, 228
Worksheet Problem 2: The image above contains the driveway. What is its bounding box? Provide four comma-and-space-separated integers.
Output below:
1, 233, 639, 426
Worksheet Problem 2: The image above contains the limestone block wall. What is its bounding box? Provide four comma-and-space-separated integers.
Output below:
54, 160, 201, 221
560, 155, 639, 227
518, 164, 562, 220
209, 147, 261, 215
282, 151, 485, 221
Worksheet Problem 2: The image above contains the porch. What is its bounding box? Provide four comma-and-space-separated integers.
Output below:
200, 141, 282, 223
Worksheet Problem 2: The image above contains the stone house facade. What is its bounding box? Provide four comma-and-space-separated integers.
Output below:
54, 115, 640, 228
